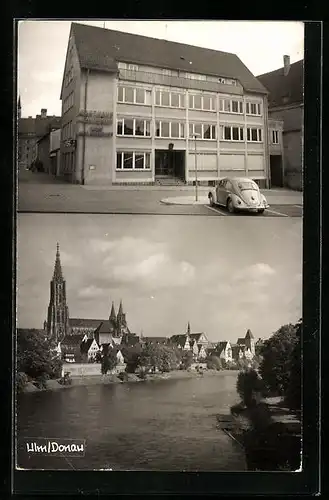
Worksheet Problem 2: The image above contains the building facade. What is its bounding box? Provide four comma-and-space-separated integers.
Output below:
258, 57, 303, 190
59, 23, 273, 188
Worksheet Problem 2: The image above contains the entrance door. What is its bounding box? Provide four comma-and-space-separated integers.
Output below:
270, 155, 283, 187
155, 150, 170, 176
155, 150, 186, 180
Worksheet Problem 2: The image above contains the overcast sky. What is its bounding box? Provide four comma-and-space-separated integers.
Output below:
17, 214, 302, 343
17, 20, 304, 118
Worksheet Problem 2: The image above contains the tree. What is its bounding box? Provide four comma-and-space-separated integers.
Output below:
181, 350, 194, 370
101, 349, 118, 375
139, 343, 164, 372
17, 329, 62, 381
206, 355, 224, 370
259, 323, 298, 396
285, 319, 302, 410
123, 344, 142, 373
236, 368, 265, 407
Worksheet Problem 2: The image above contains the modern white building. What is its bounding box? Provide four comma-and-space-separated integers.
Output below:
59, 22, 283, 188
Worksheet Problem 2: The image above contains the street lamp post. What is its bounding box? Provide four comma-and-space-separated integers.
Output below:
193, 133, 200, 202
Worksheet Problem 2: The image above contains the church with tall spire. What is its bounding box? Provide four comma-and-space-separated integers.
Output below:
45, 243, 70, 344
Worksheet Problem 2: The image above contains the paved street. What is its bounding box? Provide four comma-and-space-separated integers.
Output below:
18, 170, 302, 217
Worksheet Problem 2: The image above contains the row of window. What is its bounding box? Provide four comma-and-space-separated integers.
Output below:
116, 118, 266, 142
64, 65, 74, 87
118, 86, 262, 115
62, 121, 74, 140
116, 151, 151, 170
118, 62, 237, 85
63, 92, 74, 114
271, 130, 279, 144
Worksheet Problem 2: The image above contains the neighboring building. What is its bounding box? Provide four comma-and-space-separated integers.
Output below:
60, 334, 86, 362
141, 336, 168, 345
17, 102, 61, 171
59, 22, 272, 187
232, 329, 256, 360
215, 341, 233, 363
257, 57, 303, 190
36, 119, 61, 174
80, 337, 101, 361
49, 129, 61, 176
170, 322, 210, 360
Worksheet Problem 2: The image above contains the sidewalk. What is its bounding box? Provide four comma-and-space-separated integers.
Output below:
161, 190, 302, 206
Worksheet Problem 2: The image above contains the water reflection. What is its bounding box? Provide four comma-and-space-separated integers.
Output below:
17, 373, 246, 471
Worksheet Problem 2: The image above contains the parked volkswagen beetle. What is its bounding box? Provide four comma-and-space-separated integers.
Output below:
208, 177, 269, 214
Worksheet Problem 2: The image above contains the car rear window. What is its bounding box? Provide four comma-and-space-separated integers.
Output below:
237, 182, 258, 191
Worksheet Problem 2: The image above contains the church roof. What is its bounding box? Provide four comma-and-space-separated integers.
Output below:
170, 334, 188, 347
190, 333, 207, 342
95, 320, 116, 334
237, 338, 246, 345
70, 318, 104, 328
143, 336, 168, 344
70, 22, 267, 94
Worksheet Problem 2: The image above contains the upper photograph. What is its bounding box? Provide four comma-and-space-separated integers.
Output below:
17, 20, 304, 216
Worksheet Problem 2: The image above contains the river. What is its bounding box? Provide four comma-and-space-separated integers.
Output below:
16, 372, 246, 471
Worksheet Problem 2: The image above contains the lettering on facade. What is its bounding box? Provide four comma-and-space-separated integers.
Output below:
78, 130, 113, 137
77, 110, 113, 125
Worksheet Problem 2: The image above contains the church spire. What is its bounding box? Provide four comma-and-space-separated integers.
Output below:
109, 301, 116, 321
187, 321, 191, 335
118, 299, 124, 316
53, 243, 63, 280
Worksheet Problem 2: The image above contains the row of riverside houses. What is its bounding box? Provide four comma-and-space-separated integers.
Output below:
55, 23, 294, 189
17, 102, 61, 173
40, 244, 260, 366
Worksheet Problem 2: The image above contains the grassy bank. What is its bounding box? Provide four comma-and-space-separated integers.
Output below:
21, 368, 238, 393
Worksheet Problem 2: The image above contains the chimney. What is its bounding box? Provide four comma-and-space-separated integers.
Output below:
283, 55, 290, 76
41, 108, 47, 118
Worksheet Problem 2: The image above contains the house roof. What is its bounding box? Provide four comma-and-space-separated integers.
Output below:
143, 336, 168, 344
80, 338, 98, 354
237, 338, 246, 345
245, 329, 254, 339
70, 318, 104, 328
170, 334, 188, 347
18, 118, 36, 136
61, 334, 84, 347
190, 333, 207, 342
95, 320, 117, 334
70, 22, 267, 94
257, 59, 303, 108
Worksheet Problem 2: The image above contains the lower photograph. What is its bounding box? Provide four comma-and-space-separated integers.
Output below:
16, 213, 302, 472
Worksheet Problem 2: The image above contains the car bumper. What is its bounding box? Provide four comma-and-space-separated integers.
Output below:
235, 204, 269, 212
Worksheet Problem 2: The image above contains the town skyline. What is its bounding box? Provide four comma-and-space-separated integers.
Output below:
17, 214, 302, 342
17, 20, 304, 117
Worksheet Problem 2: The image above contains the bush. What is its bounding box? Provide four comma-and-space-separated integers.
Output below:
16, 372, 29, 393
236, 369, 264, 408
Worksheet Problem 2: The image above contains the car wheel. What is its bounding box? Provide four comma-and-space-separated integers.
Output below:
257, 209, 265, 214
227, 198, 235, 214
208, 193, 214, 206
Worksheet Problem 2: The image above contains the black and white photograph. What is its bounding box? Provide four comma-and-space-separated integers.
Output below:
15, 19, 305, 478
16, 213, 302, 471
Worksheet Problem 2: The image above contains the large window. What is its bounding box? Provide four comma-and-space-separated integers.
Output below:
189, 93, 216, 111
219, 99, 243, 114
63, 92, 74, 114
247, 127, 263, 142
155, 90, 185, 108
116, 151, 151, 170
117, 118, 151, 137
246, 101, 262, 116
118, 86, 152, 105
189, 123, 216, 140
155, 121, 185, 138
222, 126, 244, 141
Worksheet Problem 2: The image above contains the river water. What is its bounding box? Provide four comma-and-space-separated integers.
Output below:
16, 372, 246, 471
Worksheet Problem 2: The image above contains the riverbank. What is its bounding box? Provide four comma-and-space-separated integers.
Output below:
21, 368, 238, 393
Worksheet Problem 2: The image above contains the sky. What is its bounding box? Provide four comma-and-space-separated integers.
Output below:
17, 20, 304, 118
17, 214, 302, 343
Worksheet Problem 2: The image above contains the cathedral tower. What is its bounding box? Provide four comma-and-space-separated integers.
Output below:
116, 300, 129, 336
46, 243, 70, 343
245, 329, 255, 355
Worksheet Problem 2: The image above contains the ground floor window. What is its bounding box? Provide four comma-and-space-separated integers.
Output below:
116, 151, 151, 170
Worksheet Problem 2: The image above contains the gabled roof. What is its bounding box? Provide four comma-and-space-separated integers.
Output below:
237, 338, 246, 345
61, 334, 84, 346
257, 59, 303, 108
80, 338, 99, 354
70, 22, 267, 94
245, 329, 254, 339
190, 333, 207, 342
95, 320, 117, 334
70, 318, 104, 328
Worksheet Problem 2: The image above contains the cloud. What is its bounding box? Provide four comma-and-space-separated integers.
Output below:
78, 285, 106, 299
233, 263, 276, 283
